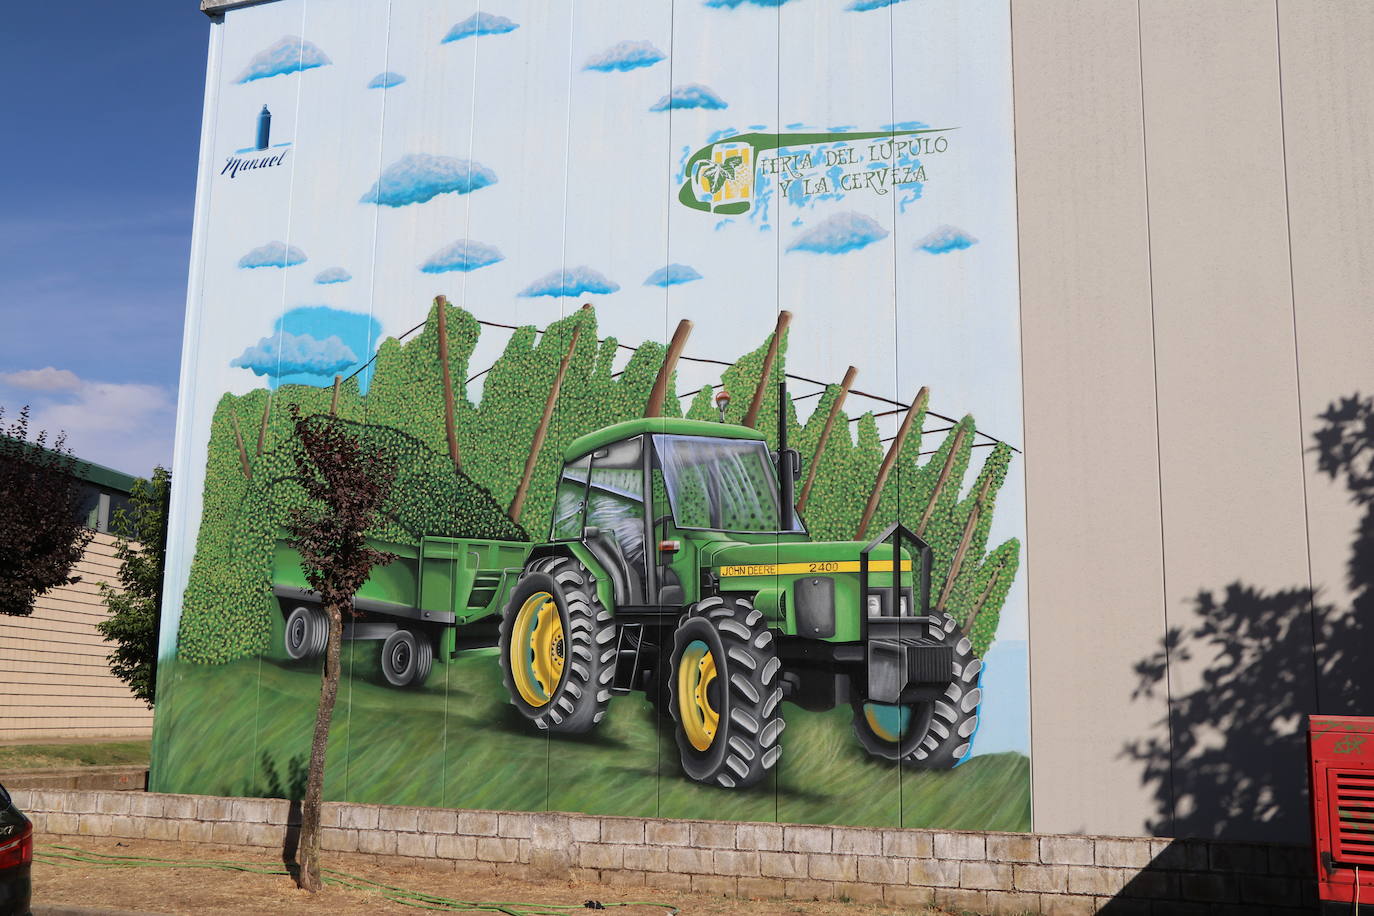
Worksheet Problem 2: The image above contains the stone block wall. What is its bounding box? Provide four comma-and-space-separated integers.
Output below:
8, 788, 1319, 914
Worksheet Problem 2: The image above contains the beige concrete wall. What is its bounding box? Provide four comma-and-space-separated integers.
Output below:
1017, 0, 1374, 842
0, 532, 154, 741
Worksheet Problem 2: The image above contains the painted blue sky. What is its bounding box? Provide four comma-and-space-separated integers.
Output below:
0, 5, 205, 474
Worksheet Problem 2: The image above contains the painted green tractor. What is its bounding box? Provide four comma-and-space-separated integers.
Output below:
498, 417, 982, 789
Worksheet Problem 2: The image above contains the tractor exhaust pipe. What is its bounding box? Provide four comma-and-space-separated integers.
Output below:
777, 381, 795, 531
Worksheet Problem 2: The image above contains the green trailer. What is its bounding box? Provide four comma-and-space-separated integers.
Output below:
271, 414, 982, 789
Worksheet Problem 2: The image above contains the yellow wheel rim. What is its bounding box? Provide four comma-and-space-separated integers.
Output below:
678, 640, 719, 752
863, 703, 912, 743
510, 592, 565, 707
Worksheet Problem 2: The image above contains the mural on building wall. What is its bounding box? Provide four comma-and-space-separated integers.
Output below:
152, 0, 1030, 831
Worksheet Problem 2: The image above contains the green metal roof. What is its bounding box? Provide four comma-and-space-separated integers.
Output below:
564, 418, 768, 461
3, 436, 138, 494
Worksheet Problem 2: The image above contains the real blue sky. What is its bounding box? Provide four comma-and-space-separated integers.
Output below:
0, 4, 208, 474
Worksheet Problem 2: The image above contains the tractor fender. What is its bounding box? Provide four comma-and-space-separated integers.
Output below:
521, 543, 617, 614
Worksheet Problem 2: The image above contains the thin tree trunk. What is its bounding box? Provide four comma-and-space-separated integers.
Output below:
742, 311, 792, 428
645, 319, 694, 418
797, 366, 857, 511
434, 295, 462, 472
256, 397, 271, 456
915, 424, 967, 536
296, 600, 344, 892
854, 387, 928, 540
230, 413, 252, 480
328, 375, 341, 416
509, 315, 585, 523
937, 474, 994, 612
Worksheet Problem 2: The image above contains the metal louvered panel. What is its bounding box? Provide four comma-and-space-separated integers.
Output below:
1330, 769, 1374, 866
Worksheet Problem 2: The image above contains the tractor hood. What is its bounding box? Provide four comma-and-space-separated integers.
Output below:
700, 539, 914, 573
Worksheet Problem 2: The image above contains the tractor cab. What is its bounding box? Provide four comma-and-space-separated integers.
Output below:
549, 418, 805, 610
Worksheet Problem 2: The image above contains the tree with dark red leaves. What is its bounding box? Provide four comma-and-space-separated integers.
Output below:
0, 406, 93, 617
284, 406, 397, 893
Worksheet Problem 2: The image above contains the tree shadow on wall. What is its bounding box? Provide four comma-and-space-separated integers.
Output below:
1123, 393, 1374, 842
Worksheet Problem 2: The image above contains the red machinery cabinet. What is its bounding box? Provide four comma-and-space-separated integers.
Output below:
1311, 715, 1374, 908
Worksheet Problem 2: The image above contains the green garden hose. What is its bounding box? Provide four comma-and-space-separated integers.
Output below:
33, 845, 678, 916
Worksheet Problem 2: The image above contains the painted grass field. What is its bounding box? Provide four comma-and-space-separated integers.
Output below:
151, 636, 1030, 831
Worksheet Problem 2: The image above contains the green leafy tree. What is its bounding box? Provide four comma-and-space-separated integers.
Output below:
0, 406, 92, 616
98, 466, 170, 706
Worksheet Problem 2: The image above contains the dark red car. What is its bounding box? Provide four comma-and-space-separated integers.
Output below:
0, 782, 32, 916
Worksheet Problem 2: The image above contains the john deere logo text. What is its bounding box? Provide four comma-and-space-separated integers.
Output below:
678, 126, 953, 215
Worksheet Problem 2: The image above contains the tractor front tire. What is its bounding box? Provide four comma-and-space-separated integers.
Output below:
851, 611, 982, 769
499, 556, 616, 734
284, 605, 327, 661
669, 596, 784, 789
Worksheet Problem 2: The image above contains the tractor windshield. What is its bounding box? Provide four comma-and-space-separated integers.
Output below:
655, 434, 804, 534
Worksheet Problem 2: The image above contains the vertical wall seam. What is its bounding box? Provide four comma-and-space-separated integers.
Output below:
1272, 0, 1323, 714
1135, 0, 1177, 839
1006, 0, 1035, 836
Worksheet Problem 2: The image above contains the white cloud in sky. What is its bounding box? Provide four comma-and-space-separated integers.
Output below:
0, 367, 174, 474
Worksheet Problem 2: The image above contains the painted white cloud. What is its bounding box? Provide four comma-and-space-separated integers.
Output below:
238, 241, 307, 269
585, 40, 666, 72
519, 266, 620, 298
442, 13, 518, 43
644, 264, 702, 287
361, 154, 497, 207
650, 84, 727, 112
367, 71, 406, 89
0, 368, 174, 473
0, 367, 82, 392
235, 36, 332, 84
848, 0, 908, 9
420, 239, 504, 274
916, 225, 979, 254
787, 211, 890, 255
314, 267, 352, 284
231, 331, 358, 378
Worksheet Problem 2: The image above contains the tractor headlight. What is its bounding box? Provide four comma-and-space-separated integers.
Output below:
866, 589, 914, 617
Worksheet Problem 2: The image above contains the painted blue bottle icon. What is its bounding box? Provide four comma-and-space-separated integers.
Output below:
256, 105, 271, 151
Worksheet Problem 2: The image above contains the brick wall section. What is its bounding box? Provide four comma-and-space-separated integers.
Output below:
8, 788, 1318, 914
0, 532, 154, 740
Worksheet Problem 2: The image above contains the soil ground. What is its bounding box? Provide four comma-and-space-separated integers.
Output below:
0, 741, 150, 770
31, 837, 950, 916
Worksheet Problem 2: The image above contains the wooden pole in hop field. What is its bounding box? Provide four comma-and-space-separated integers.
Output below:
743, 310, 792, 429
854, 387, 928, 540
510, 305, 588, 523
433, 295, 462, 472
256, 397, 271, 456
937, 473, 995, 612
797, 365, 857, 512
916, 424, 968, 536
230, 412, 252, 479
645, 319, 694, 418
329, 375, 341, 416
960, 556, 1008, 639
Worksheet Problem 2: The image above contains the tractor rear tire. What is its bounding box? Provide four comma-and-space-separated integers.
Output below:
851, 611, 982, 769
284, 605, 327, 661
499, 556, 616, 734
669, 596, 784, 789
381, 629, 433, 688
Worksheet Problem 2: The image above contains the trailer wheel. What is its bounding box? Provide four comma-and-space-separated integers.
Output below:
851, 612, 982, 769
284, 605, 327, 661
381, 629, 433, 688
499, 556, 616, 734
669, 596, 784, 789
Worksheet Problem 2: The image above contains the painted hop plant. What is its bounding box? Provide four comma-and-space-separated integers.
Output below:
700, 155, 745, 194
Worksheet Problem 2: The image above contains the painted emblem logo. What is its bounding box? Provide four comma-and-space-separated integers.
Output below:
221, 105, 292, 179
678, 126, 953, 216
